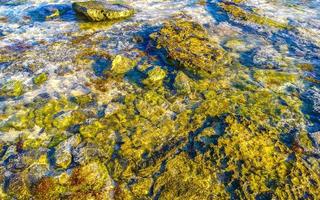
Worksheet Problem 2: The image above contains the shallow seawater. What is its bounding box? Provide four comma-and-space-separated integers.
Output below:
0, 0, 320, 199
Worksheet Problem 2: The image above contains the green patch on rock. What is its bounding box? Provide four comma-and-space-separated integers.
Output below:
219, 2, 291, 29
254, 70, 298, 89
0, 80, 24, 97
33, 73, 48, 86
111, 55, 136, 75
174, 71, 192, 94
72, 1, 134, 22
142, 66, 167, 87
151, 19, 230, 77
80, 120, 106, 138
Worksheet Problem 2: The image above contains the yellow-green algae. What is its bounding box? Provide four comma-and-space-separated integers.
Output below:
33, 73, 48, 86
0, 80, 24, 97
111, 55, 136, 75
151, 19, 230, 77
1, 18, 319, 200
219, 2, 291, 30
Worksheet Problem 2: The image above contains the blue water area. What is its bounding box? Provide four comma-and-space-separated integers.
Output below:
91, 56, 112, 77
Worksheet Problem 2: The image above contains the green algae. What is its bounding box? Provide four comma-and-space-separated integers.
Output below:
1, 18, 319, 200
45, 8, 60, 20
33, 73, 48, 86
253, 69, 298, 89
72, 1, 134, 22
219, 2, 291, 30
0, 80, 24, 97
111, 55, 136, 75
174, 71, 192, 94
73, 93, 95, 107
152, 19, 230, 77
80, 120, 106, 138
142, 66, 167, 88
297, 63, 314, 72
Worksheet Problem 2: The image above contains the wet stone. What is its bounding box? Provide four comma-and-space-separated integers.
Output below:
54, 135, 81, 169
72, 1, 134, 22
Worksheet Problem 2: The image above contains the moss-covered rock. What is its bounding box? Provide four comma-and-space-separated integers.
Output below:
0, 80, 24, 97
33, 73, 48, 86
219, 2, 291, 29
152, 19, 229, 77
70, 161, 111, 192
72, 1, 134, 22
142, 66, 167, 87
174, 71, 192, 94
111, 55, 136, 75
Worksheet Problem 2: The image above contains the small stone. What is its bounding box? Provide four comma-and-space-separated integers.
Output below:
111, 55, 136, 74
174, 71, 192, 94
224, 39, 247, 52
33, 73, 48, 86
27, 164, 49, 185
0, 80, 24, 97
55, 135, 81, 169
72, 1, 134, 22
311, 132, 320, 146
142, 66, 167, 86
70, 160, 111, 191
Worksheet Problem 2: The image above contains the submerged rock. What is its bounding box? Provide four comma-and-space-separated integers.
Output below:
174, 71, 192, 94
152, 19, 229, 77
55, 135, 81, 169
110, 55, 136, 75
72, 1, 134, 22
142, 66, 167, 87
0, 80, 24, 98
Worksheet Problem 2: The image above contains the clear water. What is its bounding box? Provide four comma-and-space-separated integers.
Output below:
0, 0, 320, 198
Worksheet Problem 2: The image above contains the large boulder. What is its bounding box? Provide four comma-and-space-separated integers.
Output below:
72, 1, 134, 22
151, 19, 229, 77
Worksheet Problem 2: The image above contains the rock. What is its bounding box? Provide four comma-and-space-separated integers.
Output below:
7, 173, 31, 199
304, 87, 320, 114
174, 71, 192, 94
72, 142, 101, 164
72, 1, 134, 22
55, 134, 81, 169
311, 131, 320, 146
79, 120, 105, 138
33, 73, 48, 86
28, 4, 71, 21
142, 66, 167, 87
253, 46, 288, 69
224, 39, 247, 52
111, 55, 136, 74
0, 80, 24, 98
55, 149, 72, 169
27, 164, 49, 185
70, 161, 111, 191
152, 19, 228, 77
